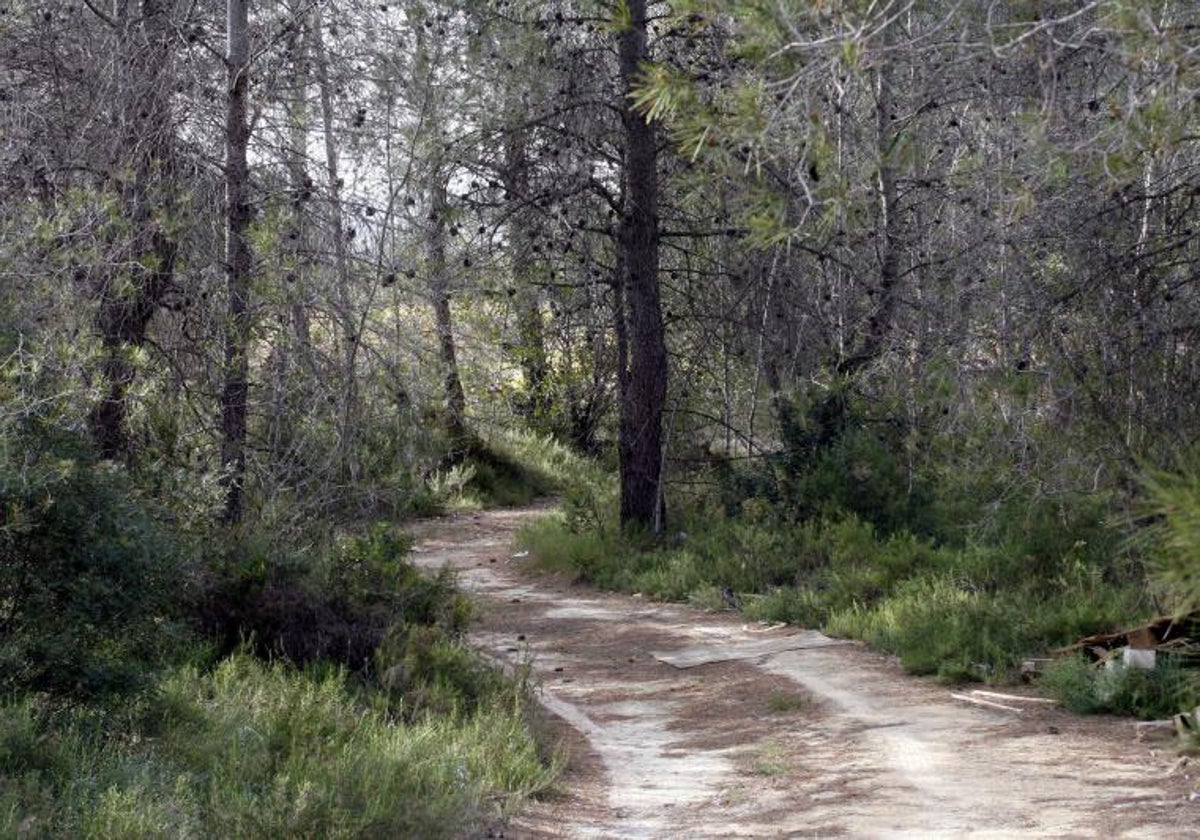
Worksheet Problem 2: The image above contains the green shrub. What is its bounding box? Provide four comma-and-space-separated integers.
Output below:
1140, 462, 1200, 615
195, 524, 470, 674
827, 575, 1033, 680
517, 511, 622, 583
1043, 655, 1200, 719
0, 430, 189, 700
0, 655, 555, 838
374, 625, 511, 717
742, 586, 828, 627
769, 386, 938, 537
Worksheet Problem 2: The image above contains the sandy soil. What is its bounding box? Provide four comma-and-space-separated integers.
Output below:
409, 505, 1200, 839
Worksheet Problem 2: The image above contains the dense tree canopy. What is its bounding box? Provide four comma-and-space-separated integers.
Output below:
3, 0, 1200, 546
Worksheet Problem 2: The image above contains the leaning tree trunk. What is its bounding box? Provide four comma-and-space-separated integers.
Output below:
220, 0, 253, 524
616, 0, 668, 533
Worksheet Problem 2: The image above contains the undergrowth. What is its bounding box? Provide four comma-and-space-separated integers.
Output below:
515, 387, 1189, 701
0, 655, 555, 838
1041, 655, 1200, 720
0, 424, 564, 836
416, 427, 608, 513
517, 498, 1150, 685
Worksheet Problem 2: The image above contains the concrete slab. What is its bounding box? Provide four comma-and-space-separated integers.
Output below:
651, 630, 851, 668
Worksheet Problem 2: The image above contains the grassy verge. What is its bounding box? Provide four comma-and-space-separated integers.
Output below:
415, 427, 611, 513
0, 654, 555, 838
516, 499, 1184, 706
0, 429, 562, 837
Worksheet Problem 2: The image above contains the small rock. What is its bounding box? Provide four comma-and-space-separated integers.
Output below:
517, 634, 526, 641
553, 666, 564, 672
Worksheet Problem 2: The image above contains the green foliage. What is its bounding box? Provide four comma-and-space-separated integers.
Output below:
829, 576, 1035, 680
1043, 655, 1200, 720
520, 487, 1150, 684
764, 690, 809, 714
730, 386, 940, 538
1140, 462, 1200, 615
0, 656, 555, 838
374, 625, 511, 718
0, 428, 189, 700
518, 510, 622, 582
195, 524, 469, 674
419, 430, 578, 513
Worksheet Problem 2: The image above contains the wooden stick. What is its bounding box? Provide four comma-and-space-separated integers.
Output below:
970, 690, 1057, 706
951, 693, 1023, 713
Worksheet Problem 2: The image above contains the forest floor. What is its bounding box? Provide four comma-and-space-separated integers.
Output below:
409, 504, 1200, 839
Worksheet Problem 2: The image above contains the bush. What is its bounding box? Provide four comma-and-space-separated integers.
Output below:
195, 524, 471, 674
1043, 655, 1200, 719
769, 386, 938, 537
827, 575, 1035, 680
517, 511, 621, 583
374, 625, 512, 717
1140, 461, 1200, 615
0, 429, 189, 700
0, 656, 555, 838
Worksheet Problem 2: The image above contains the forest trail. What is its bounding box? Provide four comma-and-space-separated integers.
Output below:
409, 505, 1198, 839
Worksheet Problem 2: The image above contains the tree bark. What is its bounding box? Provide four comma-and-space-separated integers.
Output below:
428, 176, 467, 442
311, 8, 361, 481
616, 0, 668, 532
87, 0, 178, 461
839, 22, 900, 378
502, 131, 550, 425
220, 0, 253, 524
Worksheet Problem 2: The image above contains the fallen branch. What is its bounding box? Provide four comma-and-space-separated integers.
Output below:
970, 690, 1057, 706
1135, 719, 1177, 741
951, 693, 1023, 713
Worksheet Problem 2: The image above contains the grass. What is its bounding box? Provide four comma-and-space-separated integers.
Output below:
765, 690, 810, 714
419, 427, 612, 513
1041, 654, 1200, 720
749, 739, 791, 777
0, 654, 557, 839
0, 420, 588, 838
516, 499, 1155, 688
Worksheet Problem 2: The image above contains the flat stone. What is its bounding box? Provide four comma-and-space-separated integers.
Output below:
651, 630, 851, 668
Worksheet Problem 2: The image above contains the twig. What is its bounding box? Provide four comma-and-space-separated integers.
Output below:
970, 690, 1057, 706
950, 693, 1023, 713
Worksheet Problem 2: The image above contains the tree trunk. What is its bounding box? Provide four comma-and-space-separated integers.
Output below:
311, 8, 361, 481
88, 0, 177, 461
428, 176, 467, 442
502, 131, 550, 425
839, 23, 900, 377
220, 0, 253, 524
616, 0, 668, 533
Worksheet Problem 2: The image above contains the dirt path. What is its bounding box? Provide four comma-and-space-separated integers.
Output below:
410, 505, 1199, 838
